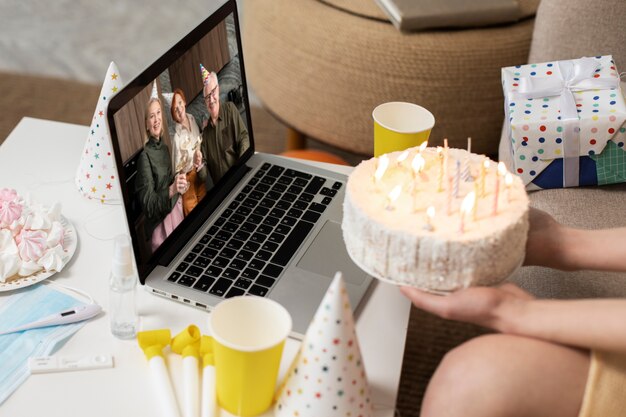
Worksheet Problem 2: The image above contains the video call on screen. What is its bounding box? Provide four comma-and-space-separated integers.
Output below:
113, 12, 250, 259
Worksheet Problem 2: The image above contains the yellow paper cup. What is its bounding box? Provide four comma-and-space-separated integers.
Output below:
209, 296, 292, 417
373, 102, 435, 156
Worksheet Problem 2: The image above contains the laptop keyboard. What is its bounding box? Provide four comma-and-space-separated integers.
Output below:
167, 162, 343, 299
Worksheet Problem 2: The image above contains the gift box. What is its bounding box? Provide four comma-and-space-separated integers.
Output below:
502, 55, 626, 190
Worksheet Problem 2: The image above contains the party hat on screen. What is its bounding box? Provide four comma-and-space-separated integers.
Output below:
275, 272, 373, 417
200, 63, 210, 85
150, 80, 158, 99
75, 61, 123, 204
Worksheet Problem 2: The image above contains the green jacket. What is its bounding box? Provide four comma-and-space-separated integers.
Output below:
198, 101, 250, 186
135, 136, 178, 238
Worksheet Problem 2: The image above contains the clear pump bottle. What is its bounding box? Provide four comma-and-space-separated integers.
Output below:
109, 235, 138, 339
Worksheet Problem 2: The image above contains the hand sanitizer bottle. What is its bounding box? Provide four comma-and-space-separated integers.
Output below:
109, 235, 138, 339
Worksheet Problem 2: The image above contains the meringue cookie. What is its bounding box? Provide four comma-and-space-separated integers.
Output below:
38, 245, 66, 272
0, 188, 18, 203
8, 217, 24, 238
1, 191, 70, 281
0, 229, 20, 282
0, 252, 20, 282
0, 228, 17, 254
18, 260, 43, 277
46, 221, 65, 248
47, 202, 62, 222
17, 229, 47, 262
0, 200, 22, 227
23, 207, 52, 231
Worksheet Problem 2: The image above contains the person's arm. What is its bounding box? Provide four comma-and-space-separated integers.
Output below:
171, 133, 181, 174
512, 297, 626, 352
524, 208, 626, 271
196, 131, 209, 183
230, 102, 249, 157
401, 208, 626, 353
135, 151, 177, 221
401, 284, 626, 353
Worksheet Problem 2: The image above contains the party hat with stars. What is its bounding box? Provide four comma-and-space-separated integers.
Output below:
75, 61, 123, 204
275, 272, 373, 417
200, 63, 210, 85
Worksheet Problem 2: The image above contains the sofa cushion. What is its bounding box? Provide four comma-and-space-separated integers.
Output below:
529, 0, 626, 69
509, 182, 626, 299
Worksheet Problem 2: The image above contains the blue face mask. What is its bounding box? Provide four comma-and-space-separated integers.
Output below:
0, 284, 87, 405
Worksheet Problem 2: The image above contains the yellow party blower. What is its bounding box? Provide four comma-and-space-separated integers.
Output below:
138, 329, 181, 417
171, 326, 201, 417
200, 335, 216, 417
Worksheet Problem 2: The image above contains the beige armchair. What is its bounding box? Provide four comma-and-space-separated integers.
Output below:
243, 0, 539, 158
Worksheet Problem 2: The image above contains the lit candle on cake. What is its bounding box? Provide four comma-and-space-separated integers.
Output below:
480, 159, 490, 197
462, 137, 472, 181
453, 159, 460, 198
437, 147, 444, 192
396, 150, 409, 167
411, 154, 426, 184
446, 175, 453, 216
386, 184, 402, 211
505, 173, 513, 203
459, 191, 476, 234
418, 141, 428, 153
472, 181, 479, 221
492, 162, 506, 216
443, 139, 449, 178
374, 154, 389, 184
424, 206, 435, 231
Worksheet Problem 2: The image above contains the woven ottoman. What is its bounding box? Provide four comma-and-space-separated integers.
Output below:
243, 0, 538, 157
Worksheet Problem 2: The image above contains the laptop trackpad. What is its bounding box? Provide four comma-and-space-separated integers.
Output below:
296, 221, 367, 285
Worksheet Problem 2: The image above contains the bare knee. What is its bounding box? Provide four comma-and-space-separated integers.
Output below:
421, 334, 516, 417
420, 334, 589, 417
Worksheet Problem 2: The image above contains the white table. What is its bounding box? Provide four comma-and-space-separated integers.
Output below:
0, 117, 411, 417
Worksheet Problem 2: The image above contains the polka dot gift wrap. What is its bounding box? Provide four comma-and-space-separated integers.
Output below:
502, 55, 626, 190
275, 272, 372, 417
75, 62, 123, 203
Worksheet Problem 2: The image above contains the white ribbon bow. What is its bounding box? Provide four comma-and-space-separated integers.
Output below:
509, 57, 619, 187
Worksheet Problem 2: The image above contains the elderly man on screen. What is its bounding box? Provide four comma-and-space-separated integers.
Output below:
195, 64, 250, 188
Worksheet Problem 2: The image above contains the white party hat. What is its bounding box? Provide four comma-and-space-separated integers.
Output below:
74, 61, 123, 203
275, 272, 373, 417
150, 80, 158, 99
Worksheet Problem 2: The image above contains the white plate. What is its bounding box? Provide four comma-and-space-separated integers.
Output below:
0, 216, 78, 292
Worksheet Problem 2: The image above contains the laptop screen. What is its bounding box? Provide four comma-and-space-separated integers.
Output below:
107, 0, 254, 279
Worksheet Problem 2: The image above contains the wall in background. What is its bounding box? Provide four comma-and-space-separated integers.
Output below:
0, 0, 260, 105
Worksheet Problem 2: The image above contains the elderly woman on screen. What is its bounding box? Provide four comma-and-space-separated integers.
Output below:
170, 88, 207, 216
135, 97, 186, 252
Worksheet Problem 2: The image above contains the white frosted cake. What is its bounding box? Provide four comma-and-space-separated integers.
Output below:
342, 146, 529, 292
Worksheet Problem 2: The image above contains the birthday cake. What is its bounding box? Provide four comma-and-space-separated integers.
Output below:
342, 145, 529, 292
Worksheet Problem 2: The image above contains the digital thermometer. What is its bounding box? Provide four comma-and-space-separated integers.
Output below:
0, 304, 102, 336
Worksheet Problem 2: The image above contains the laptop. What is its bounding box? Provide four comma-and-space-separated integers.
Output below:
107, 0, 373, 338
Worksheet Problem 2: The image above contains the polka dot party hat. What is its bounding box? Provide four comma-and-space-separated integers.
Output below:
200, 63, 210, 85
275, 272, 373, 417
75, 61, 123, 204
